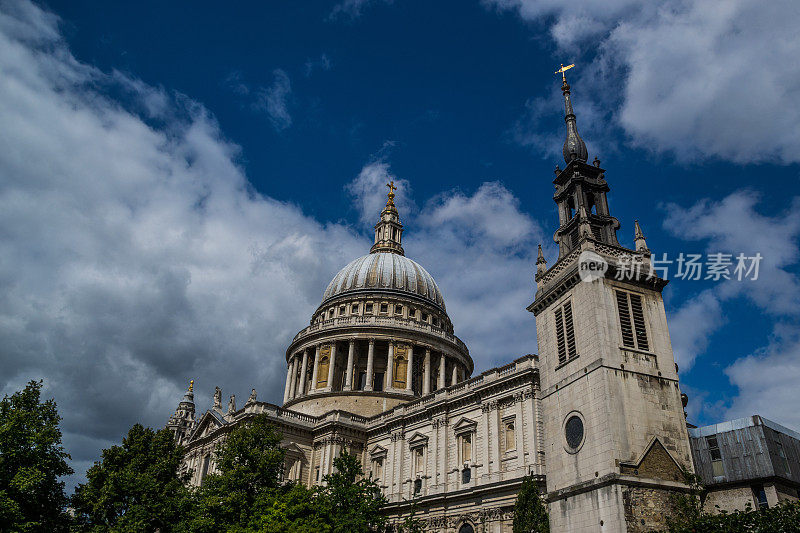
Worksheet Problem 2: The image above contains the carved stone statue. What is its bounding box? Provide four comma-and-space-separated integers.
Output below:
227, 394, 236, 415
213, 386, 222, 410
247, 388, 257, 404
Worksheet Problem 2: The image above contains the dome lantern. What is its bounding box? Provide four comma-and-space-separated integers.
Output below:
370, 180, 404, 255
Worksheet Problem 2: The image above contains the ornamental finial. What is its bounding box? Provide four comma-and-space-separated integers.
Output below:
386, 180, 397, 206
188, 379, 194, 392
555, 63, 575, 83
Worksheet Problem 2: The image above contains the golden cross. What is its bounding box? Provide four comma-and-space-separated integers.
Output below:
555, 63, 575, 82
386, 180, 397, 195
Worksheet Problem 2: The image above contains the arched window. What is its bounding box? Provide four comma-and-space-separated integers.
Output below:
586, 192, 597, 214
458, 523, 475, 533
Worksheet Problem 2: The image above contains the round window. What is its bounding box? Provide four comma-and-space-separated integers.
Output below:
565, 415, 584, 451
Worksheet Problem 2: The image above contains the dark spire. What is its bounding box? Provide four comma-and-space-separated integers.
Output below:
555, 64, 588, 164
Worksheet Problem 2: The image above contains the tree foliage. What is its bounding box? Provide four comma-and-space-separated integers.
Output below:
181, 417, 385, 533
0, 380, 73, 533
315, 451, 387, 533
668, 499, 800, 533
512, 475, 549, 533
181, 413, 290, 532
71, 423, 190, 532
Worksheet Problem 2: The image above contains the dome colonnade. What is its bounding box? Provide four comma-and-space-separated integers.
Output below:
282, 182, 472, 417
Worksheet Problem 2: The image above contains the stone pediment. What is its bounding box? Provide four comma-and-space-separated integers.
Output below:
189, 410, 226, 441
407, 432, 429, 448
620, 437, 685, 483
452, 417, 478, 435
370, 444, 388, 458
283, 442, 305, 458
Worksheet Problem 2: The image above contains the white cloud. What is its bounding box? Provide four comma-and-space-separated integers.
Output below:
663, 191, 800, 315
725, 325, 800, 429
667, 290, 724, 372
661, 191, 800, 427
490, 0, 800, 164
345, 157, 413, 226
256, 69, 292, 131
0, 0, 365, 485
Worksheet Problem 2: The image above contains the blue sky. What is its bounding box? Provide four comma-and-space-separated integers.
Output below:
2, 0, 799, 485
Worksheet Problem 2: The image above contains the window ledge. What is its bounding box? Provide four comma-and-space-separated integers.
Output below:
554, 355, 580, 371
618, 345, 655, 357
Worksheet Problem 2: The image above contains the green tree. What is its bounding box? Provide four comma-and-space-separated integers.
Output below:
512, 475, 549, 533
667, 499, 800, 533
181, 414, 288, 532
244, 482, 328, 533
71, 424, 190, 532
0, 380, 73, 533
316, 451, 386, 533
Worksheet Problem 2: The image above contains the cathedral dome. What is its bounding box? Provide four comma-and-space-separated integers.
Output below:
322, 252, 445, 311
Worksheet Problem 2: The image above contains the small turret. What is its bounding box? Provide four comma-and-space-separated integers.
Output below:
535, 244, 548, 284
634, 220, 649, 253
166, 380, 196, 445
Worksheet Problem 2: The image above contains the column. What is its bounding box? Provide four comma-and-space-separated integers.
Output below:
405, 345, 414, 391
298, 349, 309, 396
451, 362, 458, 385
288, 356, 298, 400
283, 360, 293, 403
344, 340, 355, 391
311, 345, 321, 390
438, 353, 446, 390
327, 342, 338, 391
387, 341, 395, 390
490, 407, 501, 472
365, 339, 375, 391
515, 394, 526, 460
482, 405, 491, 474
423, 348, 431, 395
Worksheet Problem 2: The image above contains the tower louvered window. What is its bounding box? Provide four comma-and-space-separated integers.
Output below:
616, 290, 649, 351
554, 301, 577, 364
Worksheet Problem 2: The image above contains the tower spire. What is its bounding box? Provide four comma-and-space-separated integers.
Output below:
370, 181, 405, 255
555, 63, 588, 164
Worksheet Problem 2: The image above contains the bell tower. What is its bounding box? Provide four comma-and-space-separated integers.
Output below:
528, 66, 693, 532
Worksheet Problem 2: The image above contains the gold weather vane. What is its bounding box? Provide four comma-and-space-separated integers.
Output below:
188, 379, 194, 392
386, 180, 397, 205
555, 63, 575, 82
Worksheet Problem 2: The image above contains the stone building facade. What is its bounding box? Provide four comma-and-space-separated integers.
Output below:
166, 74, 700, 532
